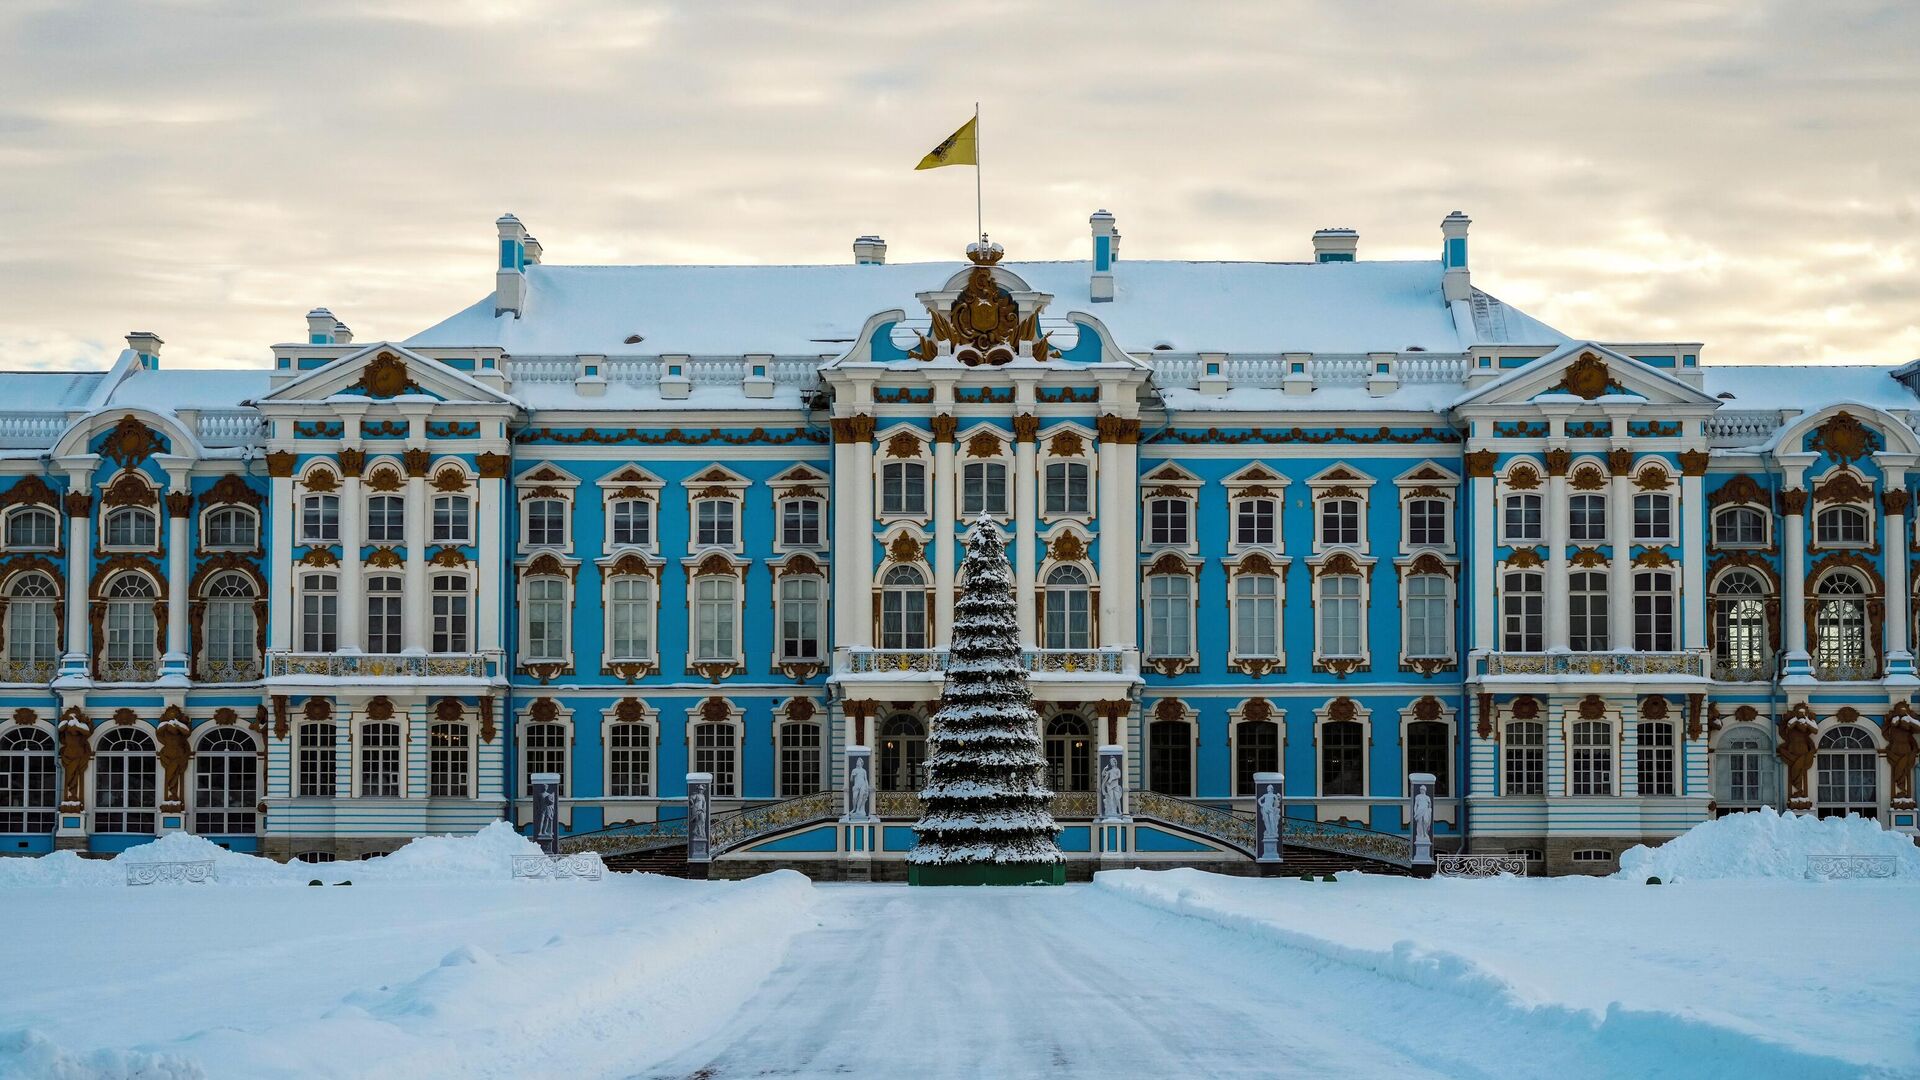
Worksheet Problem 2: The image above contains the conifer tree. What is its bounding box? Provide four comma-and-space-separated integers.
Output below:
909, 519, 1062, 881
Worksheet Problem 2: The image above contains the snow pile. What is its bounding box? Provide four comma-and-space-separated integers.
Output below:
0, 822, 600, 887
1617, 809, 1920, 881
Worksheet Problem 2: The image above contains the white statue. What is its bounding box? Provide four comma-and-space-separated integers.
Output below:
1100, 757, 1125, 818
535, 788, 558, 842
1257, 786, 1281, 846
689, 786, 708, 841
1413, 787, 1433, 835
847, 757, 872, 820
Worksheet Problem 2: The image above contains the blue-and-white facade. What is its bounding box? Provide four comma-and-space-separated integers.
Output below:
7, 210, 1919, 875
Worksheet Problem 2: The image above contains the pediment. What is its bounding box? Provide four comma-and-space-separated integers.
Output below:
1452, 342, 1720, 410
260, 343, 517, 406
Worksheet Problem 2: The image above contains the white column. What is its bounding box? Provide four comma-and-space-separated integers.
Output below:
59, 462, 95, 678
933, 418, 957, 647
1115, 429, 1139, 648
1780, 468, 1811, 676
1546, 460, 1570, 651
337, 466, 364, 653
1096, 426, 1121, 647
269, 467, 294, 651
1881, 462, 1912, 677
831, 433, 859, 648
1470, 467, 1495, 651
850, 427, 875, 647
402, 465, 428, 653
477, 469, 505, 653
1014, 417, 1038, 646
1608, 453, 1633, 650
1680, 465, 1707, 651
162, 466, 192, 681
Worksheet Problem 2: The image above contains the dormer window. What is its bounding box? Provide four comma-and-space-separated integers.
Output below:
105, 506, 158, 550
695, 499, 736, 548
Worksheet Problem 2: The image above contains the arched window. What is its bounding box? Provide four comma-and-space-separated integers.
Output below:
1637, 721, 1676, 796
1568, 493, 1607, 543
1407, 720, 1450, 797
1633, 570, 1676, 652
432, 494, 472, 544
1318, 574, 1363, 658
1234, 719, 1279, 797
429, 722, 470, 798
524, 722, 567, 797
1502, 493, 1542, 543
193, 727, 257, 834
4, 507, 56, 551
0, 727, 56, 832
365, 494, 404, 544
1568, 570, 1608, 651
360, 721, 402, 798
299, 494, 338, 544
365, 574, 402, 654
1813, 573, 1871, 678
778, 575, 823, 662
1044, 460, 1090, 516
693, 576, 737, 660
1816, 726, 1877, 819
1502, 571, 1543, 652
5, 572, 58, 674
881, 461, 928, 516
1043, 564, 1092, 649
101, 572, 158, 679
94, 727, 156, 833
1713, 571, 1769, 679
1716, 726, 1777, 814
1713, 506, 1765, 547
1571, 721, 1613, 796
608, 576, 655, 661
962, 461, 1009, 517
1503, 721, 1545, 796
694, 721, 739, 797
1319, 498, 1361, 546
1815, 505, 1869, 547
202, 571, 258, 680
1145, 574, 1192, 660
779, 722, 822, 797
878, 714, 926, 792
1320, 719, 1364, 797
1632, 492, 1673, 543
204, 505, 257, 550
1148, 719, 1192, 796
1234, 574, 1281, 659
879, 566, 927, 650
297, 722, 335, 798
104, 506, 157, 550
1045, 714, 1091, 792
608, 721, 652, 797
299, 572, 338, 653
524, 577, 567, 661
432, 573, 470, 653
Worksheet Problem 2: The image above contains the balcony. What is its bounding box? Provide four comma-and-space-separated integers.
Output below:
1811, 662, 1877, 682
197, 658, 264, 683
1478, 650, 1710, 679
95, 659, 160, 683
839, 647, 1135, 676
0, 658, 55, 683
1711, 658, 1774, 683
266, 651, 491, 680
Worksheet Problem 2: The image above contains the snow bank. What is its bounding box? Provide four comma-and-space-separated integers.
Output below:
0, 822, 602, 887
1617, 808, 1920, 881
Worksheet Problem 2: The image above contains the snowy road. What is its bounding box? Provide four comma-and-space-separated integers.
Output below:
633, 884, 1863, 1080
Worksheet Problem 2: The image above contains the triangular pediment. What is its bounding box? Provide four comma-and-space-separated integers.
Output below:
260, 343, 517, 406
1452, 342, 1719, 410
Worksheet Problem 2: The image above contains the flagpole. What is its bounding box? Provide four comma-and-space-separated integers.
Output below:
974, 101, 983, 244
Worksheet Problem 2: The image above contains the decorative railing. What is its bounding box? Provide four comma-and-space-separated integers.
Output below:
1266, 811, 1416, 869
874, 790, 922, 819
1399, 355, 1471, 383
0, 413, 71, 446
197, 658, 263, 683
1711, 658, 1773, 682
843, 648, 947, 674
1022, 648, 1129, 674
196, 410, 269, 445
1804, 854, 1897, 880
1130, 790, 1257, 855
126, 860, 217, 886
1812, 663, 1877, 682
873, 790, 1099, 821
558, 816, 688, 856
507, 355, 822, 388
1705, 409, 1788, 446
512, 854, 605, 880
710, 790, 838, 853
1144, 354, 1469, 390
1307, 356, 1370, 385
96, 660, 160, 683
1480, 651, 1709, 678
0, 658, 55, 683
1436, 854, 1527, 878
267, 651, 487, 678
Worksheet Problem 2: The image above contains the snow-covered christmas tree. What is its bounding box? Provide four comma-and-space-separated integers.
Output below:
908, 518, 1064, 885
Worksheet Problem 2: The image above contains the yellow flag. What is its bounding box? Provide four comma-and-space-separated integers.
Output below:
915, 116, 978, 170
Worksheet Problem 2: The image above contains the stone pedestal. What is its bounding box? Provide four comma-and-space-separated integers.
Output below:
840, 745, 875, 880
1253, 771, 1284, 875
1409, 771, 1437, 877
686, 771, 712, 878
1095, 745, 1131, 862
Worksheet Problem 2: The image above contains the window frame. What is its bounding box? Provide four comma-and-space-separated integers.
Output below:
3, 506, 58, 552
1711, 504, 1768, 549
104, 505, 160, 551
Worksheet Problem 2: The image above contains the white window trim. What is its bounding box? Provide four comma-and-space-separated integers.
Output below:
1146, 706, 1198, 798
1223, 465, 1290, 556
1311, 701, 1372, 805
1393, 556, 1457, 666
1393, 462, 1460, 556
875, 425, 934, 525
1499, 716, 1549, 799
351, 711, 408, 800
1307, 464, 1375, 557
1, 504, 60, 553
1631, 488, 1679, 547
775, 705, 827, 798
196, 503, 258, 552
515, 463, 580, 555
596, 552, 663, 672
685, 701, 745, 800
86, 718, 161, 836
426, 718, 478, 801
1036, 423, 1098, 527
1397, 703, 1457, 799
597, 465, 664, 558
768, 466, 829, 555
684, 465, 750, 556
516, 560, 579, 670
1139, 553, 1201, 664
1710, 503, 1771, 550
1226, 702, 1287, 798
1307, 552, 1375, 670
1811, 502, 1874, 551
1222, 551, 1291, 669
1037, 527, 1099, 650
601, 700, 661, 803
1564, 708, 1620, 798
771, 558, 828, 667
515, 704, 574, 831
683, 554, 749, 670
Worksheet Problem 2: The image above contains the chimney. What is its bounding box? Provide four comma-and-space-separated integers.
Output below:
125, 331, 162, 371
1312, 228, 1358, 263
1089, 209, 1116, 302
1441, 210, 1472, 302
853, 235, 888, 265
523, 235, 543, 265
496, 213, 528, 318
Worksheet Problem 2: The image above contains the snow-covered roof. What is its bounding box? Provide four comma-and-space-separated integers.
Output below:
102, 367, 273, 410
0, 372, 109, 409
1701, 365, 1914, 413
406, 260, 1568, 358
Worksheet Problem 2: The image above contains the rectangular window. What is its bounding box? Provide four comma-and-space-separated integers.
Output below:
1319, 499, 1360, 546
301, 495, 339, 544
1044, 461, 1090, 516
366, 577, 402, 654
695, 577, 737, 660
360, 723, 401, 798
525, 578, 567, 662
1148, 498, 1190, 547
961, 462, 1008, 517
1320, 575, 1362, 658
611, 500, 652, 547
1404, 575, 1449, 658
1502, 572, 1543, 652
299, 573, 337, 653
1503, 494, 1542, 543
608, 724, 652, 797
1569, 494, 1607, 543
432, 574, 470, 653
366, 495, 404, 544
694, 724, 737, 797
608, 577, 653, 661
779, 725, 823, 797
1633, 493, 1672, 543
432, 495, 471, 544
1637, 721, 1675, 797
1406, 498, 1448, 547
779, 577, 823, 661
881, 462, 928, 516
297, 724, 336, 798
1634, 572, 1676, 652
1572, 722, 1613, 797
1233, 575, 1279, 658
1504, 721, 1544, 796
525, 499, 566, 547
1235, 498, 1276, 547
780, 499, 821, 547
429, 724, 470, 798
523, 724, 567, 797
1568, 571, 1609, 651
695, 500, 736, 547
1145, 575, 1191, 659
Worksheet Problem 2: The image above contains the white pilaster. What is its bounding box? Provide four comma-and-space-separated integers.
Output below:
850, 423, 876, 648
477, 468, 505, 653
1680, 465, 1707, 651
1545, 459, 1570, 651
1096, 428, 1121, 647
1879, 459, 1914, 679
1014, 424, 1039, 647
932, 415, 957, 647
337, 468, 365, 653
1608, 452, 1633, 650
403, 468, 428, 653
269, 468, 294, 651
160, 461, 192, 683
1470, 469, 1495, 651
1779, 456, 1813, 679
57, 458, 97, 679
831, 435, 859, 647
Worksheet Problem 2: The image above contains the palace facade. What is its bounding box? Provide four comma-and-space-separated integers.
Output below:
8, 209, 1919, 876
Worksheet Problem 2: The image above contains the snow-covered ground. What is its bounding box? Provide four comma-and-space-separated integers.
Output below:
5, 814, 1914, 1079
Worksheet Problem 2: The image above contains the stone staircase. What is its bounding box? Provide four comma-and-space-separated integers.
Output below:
604, 843, 693, 877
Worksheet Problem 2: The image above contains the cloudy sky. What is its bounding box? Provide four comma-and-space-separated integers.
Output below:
0, 0, 1913, 371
